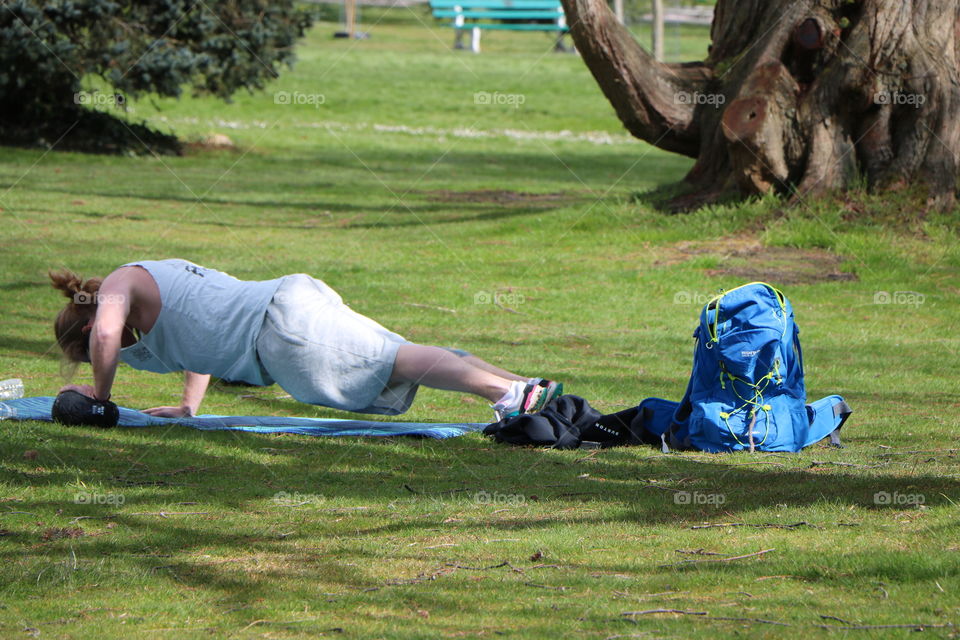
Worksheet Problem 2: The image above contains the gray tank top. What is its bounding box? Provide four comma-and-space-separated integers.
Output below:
119, 259, 283, 385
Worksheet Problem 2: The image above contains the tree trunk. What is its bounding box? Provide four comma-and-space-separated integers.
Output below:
559, 0, 960, 211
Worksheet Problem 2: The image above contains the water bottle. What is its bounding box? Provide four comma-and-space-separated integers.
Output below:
0, 379, 23, 421
0, 378, 24, 401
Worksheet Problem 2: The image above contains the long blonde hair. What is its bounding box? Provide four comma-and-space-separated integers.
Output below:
49, 269, 102, 368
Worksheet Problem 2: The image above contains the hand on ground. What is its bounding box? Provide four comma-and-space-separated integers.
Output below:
58, 384, 96, 398
142, 406, 194, 418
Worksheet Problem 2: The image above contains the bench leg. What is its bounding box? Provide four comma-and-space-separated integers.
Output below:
454, 28, 465, 50
471, 26, 481, 53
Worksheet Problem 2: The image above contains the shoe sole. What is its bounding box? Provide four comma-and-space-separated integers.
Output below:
522, 380, 563, 414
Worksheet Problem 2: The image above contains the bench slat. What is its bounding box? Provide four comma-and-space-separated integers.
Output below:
429, 0, 562, 8
429, 0, 571, 48
471, 23, 568, 30
437, 22, 569, 30
433, 10, 562, 19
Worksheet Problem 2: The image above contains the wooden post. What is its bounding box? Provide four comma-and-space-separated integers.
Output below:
345, 0, 356, 38
651, 0, 664, 61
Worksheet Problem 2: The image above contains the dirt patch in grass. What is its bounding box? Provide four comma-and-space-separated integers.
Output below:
417, 189, 573, 205
660, 237, 857, 285
41, 526, 84, 542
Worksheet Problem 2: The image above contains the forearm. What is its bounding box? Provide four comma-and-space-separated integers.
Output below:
181, 371, 210, 416
89, 329, 121, 401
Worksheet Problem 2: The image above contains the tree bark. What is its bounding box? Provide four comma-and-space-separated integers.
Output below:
559, 0, 960, 211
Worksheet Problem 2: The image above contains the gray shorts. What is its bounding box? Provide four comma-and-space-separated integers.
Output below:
255, 274, 418, 415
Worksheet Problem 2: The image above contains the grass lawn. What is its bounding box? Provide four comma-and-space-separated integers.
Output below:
1, 10, 959, 639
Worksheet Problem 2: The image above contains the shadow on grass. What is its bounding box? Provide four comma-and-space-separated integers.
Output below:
22, 144, 673, 211
629, 180, 745, 214
2, 419, 957, 607
0, 335, 62, 360
26, 193, 575, 230
5, 422, 958, 515
0, 280, 49, 292
0, 108, 181, 157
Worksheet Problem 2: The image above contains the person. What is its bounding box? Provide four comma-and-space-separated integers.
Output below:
50, 259, 563, 420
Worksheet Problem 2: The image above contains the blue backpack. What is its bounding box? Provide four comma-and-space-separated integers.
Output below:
638, 282, 851, 452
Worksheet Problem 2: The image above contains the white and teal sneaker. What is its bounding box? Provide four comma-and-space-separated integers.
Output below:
492, 378, 564, 422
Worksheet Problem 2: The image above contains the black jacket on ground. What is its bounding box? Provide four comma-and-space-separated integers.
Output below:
483, 395, 662, 450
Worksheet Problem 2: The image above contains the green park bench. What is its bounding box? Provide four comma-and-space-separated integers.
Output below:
429, 0, 571, 53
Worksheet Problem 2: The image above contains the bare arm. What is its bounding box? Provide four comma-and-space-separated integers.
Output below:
181, 371, 210, 414
142, 371, 211, 418
89, 281, 132, 401
60, 275, 133, 400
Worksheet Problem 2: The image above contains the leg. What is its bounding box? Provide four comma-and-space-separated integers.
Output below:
389, 344, 514, 403
460, 354, 528, 382
390, 344, 565, 418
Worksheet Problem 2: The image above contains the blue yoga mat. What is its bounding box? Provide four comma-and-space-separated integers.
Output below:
4, 396, 486, 440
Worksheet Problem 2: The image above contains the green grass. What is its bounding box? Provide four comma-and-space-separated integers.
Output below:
2, 14, 960, 639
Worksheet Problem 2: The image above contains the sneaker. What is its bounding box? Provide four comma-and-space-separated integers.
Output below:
492, 378, 564, 422
521, 378, 563, 414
